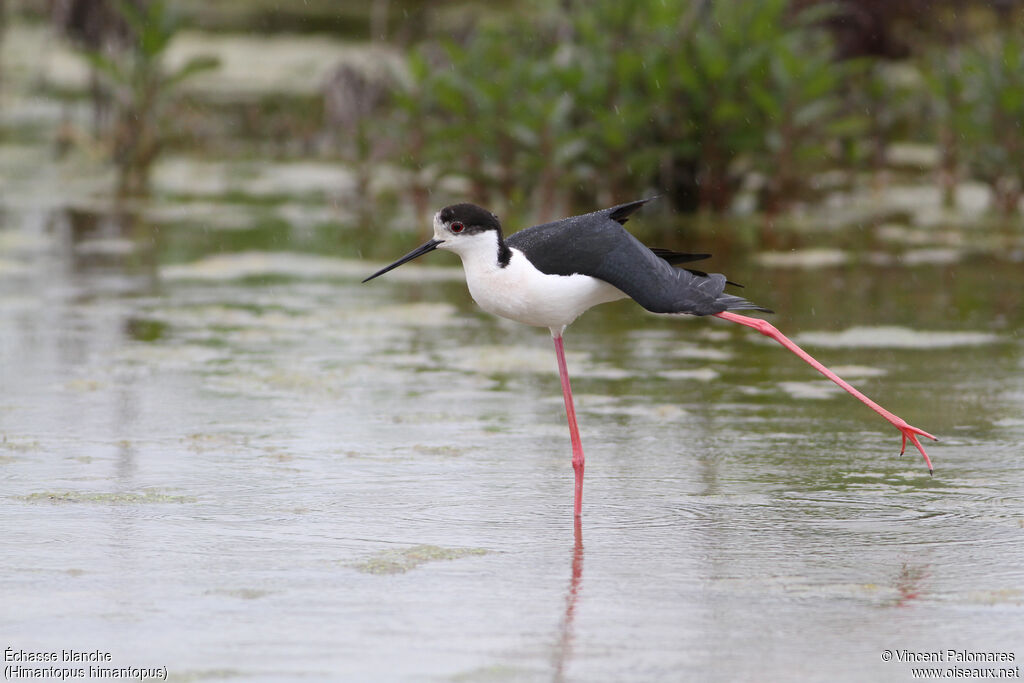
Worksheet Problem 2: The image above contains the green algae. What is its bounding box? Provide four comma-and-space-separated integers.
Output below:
1, 436, 41, 452
449, 664, 537, 682
205, 588, 272, 600
21, 491, 197, 505
352, 545, 490, 575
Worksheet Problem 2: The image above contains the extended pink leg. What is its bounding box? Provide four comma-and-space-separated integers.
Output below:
714, 311, 938, 473
553, 334, 585, 516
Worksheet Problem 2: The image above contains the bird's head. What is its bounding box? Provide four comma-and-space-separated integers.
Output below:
362, 203, 503, 282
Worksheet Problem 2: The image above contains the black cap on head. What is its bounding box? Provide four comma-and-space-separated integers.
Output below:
439, 203, 501, 231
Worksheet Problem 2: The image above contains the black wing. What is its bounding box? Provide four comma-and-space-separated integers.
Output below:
648, 248, 711, 265
506, 200, 771, 316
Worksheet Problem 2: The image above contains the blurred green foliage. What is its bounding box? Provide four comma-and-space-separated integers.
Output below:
923, 28, 1024, 215
383, 0, 1023, 219
49, 0, 1022, 217
851, 61, 920, 175
81, 0, 218, 196
394, 19, 583, 221
390, 0, 863, 219
954, 32, 1023, 215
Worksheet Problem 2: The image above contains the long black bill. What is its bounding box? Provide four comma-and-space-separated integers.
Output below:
362, 239, 443, 283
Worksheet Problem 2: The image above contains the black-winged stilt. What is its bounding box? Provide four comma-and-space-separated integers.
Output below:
363, 198, 937, 517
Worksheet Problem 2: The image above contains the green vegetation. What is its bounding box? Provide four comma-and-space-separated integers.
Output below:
80, 0, 218, 196
351, 544, 489, 575
923, 30, 1024, 215
30, 0, 1022, 219
382, 1, 1022, 219
21, 490, 197, 504
394, 18, 582, 221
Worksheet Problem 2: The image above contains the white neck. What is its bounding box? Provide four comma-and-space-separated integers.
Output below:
436, 226, 506, 269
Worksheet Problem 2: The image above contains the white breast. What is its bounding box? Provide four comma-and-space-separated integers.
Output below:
446, 234, 626, 331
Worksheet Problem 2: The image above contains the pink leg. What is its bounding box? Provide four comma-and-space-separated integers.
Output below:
553, 334, 585, 516
714, 311, 938, 473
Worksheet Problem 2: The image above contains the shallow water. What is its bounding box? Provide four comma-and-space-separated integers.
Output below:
2, 185, 1024, 682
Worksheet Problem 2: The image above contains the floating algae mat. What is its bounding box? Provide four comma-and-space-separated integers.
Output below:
21, 490, 197, 504
351, 545, 490, 575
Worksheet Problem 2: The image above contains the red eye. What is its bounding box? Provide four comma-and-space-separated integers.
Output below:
450, 222, 465, 233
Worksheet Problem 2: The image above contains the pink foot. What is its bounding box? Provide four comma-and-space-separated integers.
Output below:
893, 420, 938, 473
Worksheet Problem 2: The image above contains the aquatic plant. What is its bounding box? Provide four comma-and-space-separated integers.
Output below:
638, 0, 794, 212
573, 0, 858, 214
79, 0, 218, 197
747, 7, 866, 213
923, 30, 1024, 215
922, 45, 972, 209
389, 47, 443, 224
959, 31, 1024, 215
393, 19, 583, 222
324, 62, 393, 218
565, 0, 662, 207
848, 61, 921, 178
391, 0, 853, 219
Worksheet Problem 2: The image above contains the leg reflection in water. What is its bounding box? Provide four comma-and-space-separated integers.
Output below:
552, 517, 584, 682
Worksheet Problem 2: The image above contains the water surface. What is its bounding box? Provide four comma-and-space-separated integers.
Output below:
2, 168, 1023, 681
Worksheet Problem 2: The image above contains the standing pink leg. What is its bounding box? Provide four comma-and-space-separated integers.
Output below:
553, 334, 585, 516
714, 311, 938, 472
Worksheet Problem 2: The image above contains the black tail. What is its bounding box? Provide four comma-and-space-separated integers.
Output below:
649, 247, 711, 264
715, 293, 773, 314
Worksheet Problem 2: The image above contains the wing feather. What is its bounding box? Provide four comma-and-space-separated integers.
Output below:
507, 201, 770, 316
